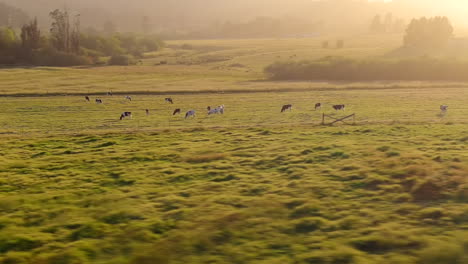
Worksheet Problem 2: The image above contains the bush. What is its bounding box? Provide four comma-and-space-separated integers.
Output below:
32, 48, 92, 66
265, 57, 468, 81
108, 55, 134, 66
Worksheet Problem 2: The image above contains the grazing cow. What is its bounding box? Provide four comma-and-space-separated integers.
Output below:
85, 96, 90, 102
96, 99, 103, 104
125, 96, 132, 101
107, 91, 113, 96
281, 104, 293, 113
315, 103, 322, 110
173, 108, 181, 115
207, 106, 211, 111
120, 112, 132, 120
333, 104, 345, 111
440, 105, 448, 112
146, 109, 150, 115
185, 110, 196, 119
208, 105, 225, 115
165, 98, 174, 104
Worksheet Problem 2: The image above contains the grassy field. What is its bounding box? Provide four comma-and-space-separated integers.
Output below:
1, 36, 468, 264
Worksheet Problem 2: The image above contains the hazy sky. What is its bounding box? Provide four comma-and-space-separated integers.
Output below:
5, 0, 468, 31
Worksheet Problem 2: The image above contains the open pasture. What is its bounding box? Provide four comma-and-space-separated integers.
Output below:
1, 36, 468, 264
1, 86, 468, 135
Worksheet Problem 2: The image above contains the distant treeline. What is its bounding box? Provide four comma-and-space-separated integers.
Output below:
0, 8, 164, 66
161, 17, 322, 40
265, 57, 468, 82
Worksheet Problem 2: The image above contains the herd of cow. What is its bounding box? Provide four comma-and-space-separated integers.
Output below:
84, 95, 449, 121
84, 95, 227, 120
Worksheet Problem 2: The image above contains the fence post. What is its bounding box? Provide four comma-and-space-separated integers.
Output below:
322, 113, 325, 125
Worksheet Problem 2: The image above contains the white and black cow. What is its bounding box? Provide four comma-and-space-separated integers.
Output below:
281, 104, 292, 113
333, 104, 345, 111
120, 112, 132, 120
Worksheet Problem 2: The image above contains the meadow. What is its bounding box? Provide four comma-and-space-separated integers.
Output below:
0, 36, 468, 264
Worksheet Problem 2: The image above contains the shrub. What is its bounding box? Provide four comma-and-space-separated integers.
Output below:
32, 48, 91, 66
108, 55, 134, 66
265, 57, 468, 81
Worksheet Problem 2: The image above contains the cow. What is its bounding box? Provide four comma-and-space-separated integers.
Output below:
207, 106, 211, 111
173, 108, 181, 115
185, 110, 196, 119
125, 96, 132, 101
281, 104, 292, 113
165, 98, 174, 104
440, 105, 448, 112
146, 109, 150, 116
208, 105, 225, 115
120, 112, 132, 120
315, 103, 322, 110
333, 104, 345, 111
107, 91, 113, 96
85, 96, 90, 102
96, 99, 103, 104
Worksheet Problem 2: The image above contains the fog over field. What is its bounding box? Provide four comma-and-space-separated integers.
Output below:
4, 0, 468, 33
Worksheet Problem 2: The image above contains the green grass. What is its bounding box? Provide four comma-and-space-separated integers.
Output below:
0, 36, 468, 263
0, 125, 467, 263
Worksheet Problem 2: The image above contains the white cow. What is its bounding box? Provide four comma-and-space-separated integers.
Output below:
185, 110, 196, 119
208, 105, 225, 115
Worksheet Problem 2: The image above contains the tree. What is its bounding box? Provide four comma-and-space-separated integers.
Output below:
403, 16, 453, 49
370, 15, 383, 34
70, 14, 81, 54
49, 9, 71, 52
0, 27, 17, 50
20, 18, 41, 50
384, 13, 393, 33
